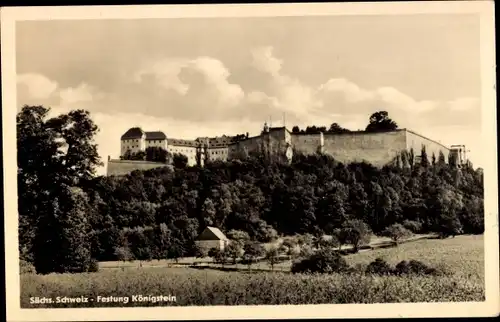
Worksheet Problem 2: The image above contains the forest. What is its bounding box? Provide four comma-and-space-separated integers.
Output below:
17, 105, 484, 274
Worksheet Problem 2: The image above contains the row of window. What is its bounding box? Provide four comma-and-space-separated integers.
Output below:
171, 148, 196, 154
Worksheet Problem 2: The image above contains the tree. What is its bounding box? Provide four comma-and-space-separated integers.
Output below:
145, 147, 170, 163
328, 123, 351, 133
448, 152, 458, 168
193, 243, 208, 260
438, 151, 446, 166
208, 248, 220, 263
17, 106, 102, 264
225, 242, 244, 264
420, 145, 429, 167
433, 187, 464, 238
173, 153, 188, 169
153, 223, 171, 261
227, 229, 251, 243
332, 228, 348, 250
114, 245, 134, 263
292, 126, 300, 133
342, 219, 372, 252
382, 223, 412, 246
33, 185, 92, 274
265, 246, 280, 271
408, 148, 415, 168
243, 241, 265, 271
365, 111, 398, 132
431, 152, 437, 166
168, 242, 185, 263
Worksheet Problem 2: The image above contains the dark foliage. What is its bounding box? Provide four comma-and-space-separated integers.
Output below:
17, 106, 484, 269
87, 258, 100, 273
365, 111, 398, 132
291, 249, 349, 274
365, 258, 392, 275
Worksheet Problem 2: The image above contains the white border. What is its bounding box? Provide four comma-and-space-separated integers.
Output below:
2, 2, 498, 321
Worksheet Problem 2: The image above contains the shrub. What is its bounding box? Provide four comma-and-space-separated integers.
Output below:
225, 242, 244, 264
243, 241, 265, 270
365, 258, 392, 275
87, 258, 100, 273
299, 244, 314, 258
207, 247, 219, 259
291, 248, 349, 274
402, 220, 423, 234
20, 260, 36, 274
394, 260, 445, 276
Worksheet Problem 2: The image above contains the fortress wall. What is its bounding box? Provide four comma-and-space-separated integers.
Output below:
267, 130, 289, 155
405, 130, 450, 162
292, 134, 323, 155
228, 136, 263, 159
107, 159, 170, 176
322, 131, 407, 167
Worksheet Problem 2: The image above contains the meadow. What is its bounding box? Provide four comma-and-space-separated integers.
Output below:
20, 235, 484, 307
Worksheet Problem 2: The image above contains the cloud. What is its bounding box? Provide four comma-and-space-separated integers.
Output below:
251, 46, 283, 76
16, 48, 483, 171
17, 74, 103, 110
17, 73, 58, 100
59, 82, 94, 104
249, 46, 323, 122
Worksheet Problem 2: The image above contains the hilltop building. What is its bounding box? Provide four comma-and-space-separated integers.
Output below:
107, 123, 467, 176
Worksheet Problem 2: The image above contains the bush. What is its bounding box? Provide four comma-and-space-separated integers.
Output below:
402, 220, 423, 234
365, 258, 392, 275
394, 260, 445, 276
291, 248, 349, 274
20, 260, 36, 274
87, 258, 100, 273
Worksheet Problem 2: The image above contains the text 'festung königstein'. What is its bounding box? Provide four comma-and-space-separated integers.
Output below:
29, 295, 177, 305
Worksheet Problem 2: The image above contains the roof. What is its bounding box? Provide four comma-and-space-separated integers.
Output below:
168, 138, 198, 147
121, 127, 145, 140
145, 131, 167, 140
197, 226, 228, 241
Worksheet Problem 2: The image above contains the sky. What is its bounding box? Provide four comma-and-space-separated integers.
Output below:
16, 14, 483, 175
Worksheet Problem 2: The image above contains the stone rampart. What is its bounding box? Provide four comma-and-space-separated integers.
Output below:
107, 159, 171, 176
322, 130, 407, 167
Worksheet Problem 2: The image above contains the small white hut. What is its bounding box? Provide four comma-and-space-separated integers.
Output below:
195, 226, 229, 252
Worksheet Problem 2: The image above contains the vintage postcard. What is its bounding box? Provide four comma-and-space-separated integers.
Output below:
2, 1, 498, 321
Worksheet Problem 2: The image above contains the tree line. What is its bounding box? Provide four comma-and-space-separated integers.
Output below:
17, 105, 484, 274
292, 111, 399, 134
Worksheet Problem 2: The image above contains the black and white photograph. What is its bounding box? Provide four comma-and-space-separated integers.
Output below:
2, 2, 498, 321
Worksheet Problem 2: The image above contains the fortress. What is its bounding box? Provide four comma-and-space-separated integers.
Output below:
107, 123, 467, 176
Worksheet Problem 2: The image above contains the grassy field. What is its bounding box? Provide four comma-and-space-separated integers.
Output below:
20, 235, 484, 307
98, 233, 435, 271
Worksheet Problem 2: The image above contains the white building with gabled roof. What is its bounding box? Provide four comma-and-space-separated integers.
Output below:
195, 226, 229, 252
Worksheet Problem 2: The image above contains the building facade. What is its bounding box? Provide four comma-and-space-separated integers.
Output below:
114, 124, 465, 175
195, 226, 229, 252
